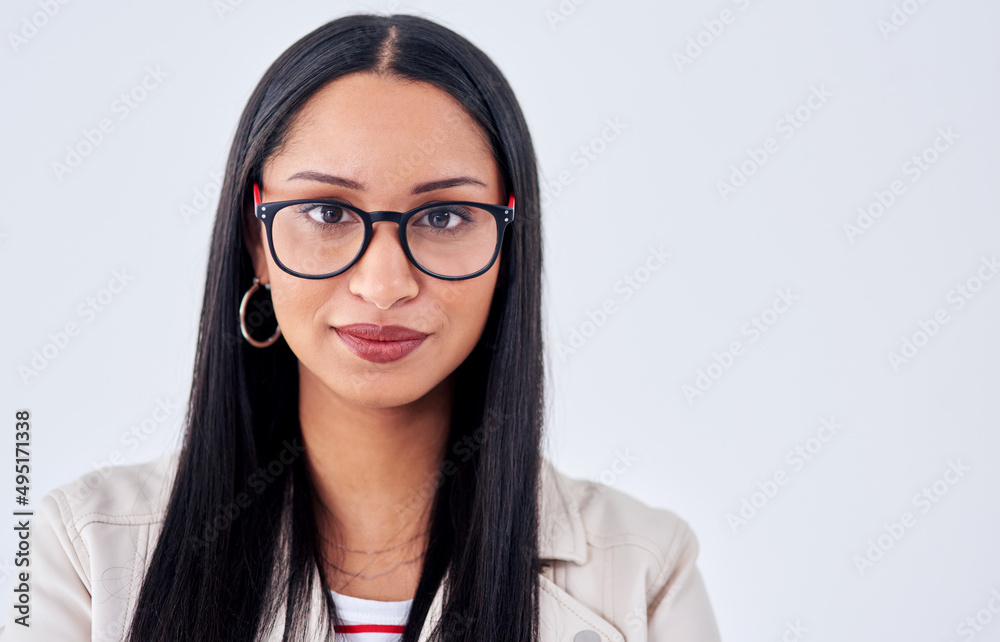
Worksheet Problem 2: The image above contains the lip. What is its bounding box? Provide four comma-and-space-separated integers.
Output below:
334, 323, 429, 363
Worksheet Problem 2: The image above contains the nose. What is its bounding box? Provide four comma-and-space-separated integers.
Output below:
347, 221, 419, 310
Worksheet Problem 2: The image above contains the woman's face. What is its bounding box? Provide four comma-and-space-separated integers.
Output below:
248, 72, 505, 409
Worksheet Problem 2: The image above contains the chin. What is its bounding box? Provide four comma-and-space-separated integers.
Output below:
342, 386, 429, 409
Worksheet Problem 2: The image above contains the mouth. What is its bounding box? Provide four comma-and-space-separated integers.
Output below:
333, 323, 429, 363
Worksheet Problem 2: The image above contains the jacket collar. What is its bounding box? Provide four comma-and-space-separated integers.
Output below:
537, 455, 589, 564
418, 457, 624, 642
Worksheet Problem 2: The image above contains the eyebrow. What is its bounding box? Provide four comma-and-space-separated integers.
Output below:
286, 170, 487, 195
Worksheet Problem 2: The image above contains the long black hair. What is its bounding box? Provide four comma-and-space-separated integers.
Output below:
125, 13, 544, 642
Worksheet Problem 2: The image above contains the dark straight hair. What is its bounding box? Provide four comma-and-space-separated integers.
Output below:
125, 12, 544, 642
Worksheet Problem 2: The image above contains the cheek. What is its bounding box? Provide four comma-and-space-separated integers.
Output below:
442, 273, 499, 343
268, 278, 327, 340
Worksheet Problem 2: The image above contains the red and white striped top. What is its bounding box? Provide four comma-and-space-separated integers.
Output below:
331, 589, 413, 642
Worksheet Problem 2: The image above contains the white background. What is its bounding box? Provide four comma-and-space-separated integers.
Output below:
2, 1, 999, 640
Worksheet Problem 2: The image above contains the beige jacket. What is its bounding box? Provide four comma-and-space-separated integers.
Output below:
0, 451, 721, 641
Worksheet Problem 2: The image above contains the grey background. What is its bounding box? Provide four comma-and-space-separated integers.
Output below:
2, 0, 999, 640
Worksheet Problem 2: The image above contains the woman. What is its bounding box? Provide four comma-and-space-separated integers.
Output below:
1, 13, 720, 642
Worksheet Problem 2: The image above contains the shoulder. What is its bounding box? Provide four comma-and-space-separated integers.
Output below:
545, 460, 699, 558
541, 460, 703, 609
0, 451, 183, 637
539, 461, 722, 640
42, 448, 180, 533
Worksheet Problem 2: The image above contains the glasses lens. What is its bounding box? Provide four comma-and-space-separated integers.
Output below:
406, 204, 498, 277
271, 202, 365, 276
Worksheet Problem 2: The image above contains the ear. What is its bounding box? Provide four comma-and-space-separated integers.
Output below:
243, 188, 271, 283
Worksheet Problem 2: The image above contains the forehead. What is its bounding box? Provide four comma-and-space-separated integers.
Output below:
268, 73, 495, 183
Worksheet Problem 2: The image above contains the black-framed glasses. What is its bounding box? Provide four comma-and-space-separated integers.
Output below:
253, 183, 516, 281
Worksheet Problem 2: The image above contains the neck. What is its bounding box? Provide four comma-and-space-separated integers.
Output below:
298, 364, 452, 598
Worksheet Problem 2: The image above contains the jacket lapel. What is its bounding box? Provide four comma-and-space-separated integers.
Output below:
537, 574, 625, 642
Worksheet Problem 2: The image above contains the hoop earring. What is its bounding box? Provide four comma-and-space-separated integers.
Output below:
240, 276, 282, 348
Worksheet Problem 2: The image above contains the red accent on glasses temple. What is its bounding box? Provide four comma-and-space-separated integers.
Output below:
507, 194, 515, 209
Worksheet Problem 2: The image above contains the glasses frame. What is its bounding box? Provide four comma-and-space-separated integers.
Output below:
253, 183, 516, 281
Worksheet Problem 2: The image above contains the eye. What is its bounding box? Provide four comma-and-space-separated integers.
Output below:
416, 205, 473, 230
297, 202, 353, 224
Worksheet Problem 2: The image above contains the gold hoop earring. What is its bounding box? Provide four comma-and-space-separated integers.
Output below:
240, 276, 282, 348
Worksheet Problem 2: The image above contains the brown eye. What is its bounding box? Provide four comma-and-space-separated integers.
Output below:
300, 203, 350, 224
415, 205, 473, 231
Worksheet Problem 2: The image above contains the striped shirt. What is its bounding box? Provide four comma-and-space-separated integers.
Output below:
331, 589, 413, 642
